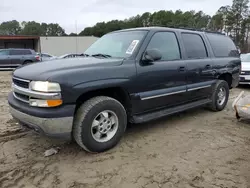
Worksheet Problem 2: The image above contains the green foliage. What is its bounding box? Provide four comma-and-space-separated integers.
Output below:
0, 21, 66, 36
0, 20, 21, 35
79, 10, 212, 37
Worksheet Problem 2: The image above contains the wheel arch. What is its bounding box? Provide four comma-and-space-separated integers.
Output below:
75, 86, 132, 116
217, 72, 232, 88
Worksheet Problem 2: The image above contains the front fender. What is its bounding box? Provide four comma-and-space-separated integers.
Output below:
63, 78, 130, 103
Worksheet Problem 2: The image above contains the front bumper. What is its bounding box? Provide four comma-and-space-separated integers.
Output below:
8, 92, 75, 139
239, 75, 250, 84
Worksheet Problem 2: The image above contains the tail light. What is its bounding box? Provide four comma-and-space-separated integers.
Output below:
35, 55, 41, 61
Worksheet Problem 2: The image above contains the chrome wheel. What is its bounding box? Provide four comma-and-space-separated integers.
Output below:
217, 87, 226, 106
91, 110, 119, 142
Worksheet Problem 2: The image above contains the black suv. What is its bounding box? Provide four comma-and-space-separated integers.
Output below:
0, 48, 40, 68
8, 27, 241, 153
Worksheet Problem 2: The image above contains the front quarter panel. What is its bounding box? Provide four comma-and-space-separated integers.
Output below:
48, 60, 137, 104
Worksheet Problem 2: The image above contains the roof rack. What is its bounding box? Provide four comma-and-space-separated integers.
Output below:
176, 27, 225, 35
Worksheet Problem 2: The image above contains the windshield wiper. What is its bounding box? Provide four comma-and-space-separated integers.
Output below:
79, 53, 90, 57
91, 53, 112, 58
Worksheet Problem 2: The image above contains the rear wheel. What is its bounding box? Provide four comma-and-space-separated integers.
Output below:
209, 80, 229, 111
73, 96, 127, 153
23, 60, 32, 65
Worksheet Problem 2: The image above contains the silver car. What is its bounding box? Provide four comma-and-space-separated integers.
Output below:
38, 53, 57, 61
239, 53, 250, 84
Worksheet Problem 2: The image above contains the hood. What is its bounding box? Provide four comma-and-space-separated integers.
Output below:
13, 57, 123, 80
241, 61, 250, 71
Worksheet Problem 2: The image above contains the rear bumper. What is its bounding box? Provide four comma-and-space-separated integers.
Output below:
239, 75, 250, 84
8, 92, 75, 139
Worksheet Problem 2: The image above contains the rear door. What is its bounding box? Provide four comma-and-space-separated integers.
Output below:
181, 32, 215, 101
0, 50, 11, 68
10, 49, 31, 66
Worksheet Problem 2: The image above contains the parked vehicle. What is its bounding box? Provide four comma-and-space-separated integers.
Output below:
239, 53, 250, 84
58, 53, 84, 59
0, 48, 40, 69
38, 53, 57, 61
8, 27, 241, 153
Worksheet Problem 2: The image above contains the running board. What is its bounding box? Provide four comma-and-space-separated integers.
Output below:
131, 98, 212, 123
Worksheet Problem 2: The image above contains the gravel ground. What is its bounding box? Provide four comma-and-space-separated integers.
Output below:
1, 71, 250, 188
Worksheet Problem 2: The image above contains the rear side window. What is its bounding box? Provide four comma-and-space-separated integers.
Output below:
10, 50, 32, 55
146, 32, 181, 61
182, 33, 208, 59
22, 50, 32, 55
206, 34, 239, 57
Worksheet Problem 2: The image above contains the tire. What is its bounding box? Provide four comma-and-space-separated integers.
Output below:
23, 60, 32, 65
73, 96, 127, 153
209, 80, 229, 111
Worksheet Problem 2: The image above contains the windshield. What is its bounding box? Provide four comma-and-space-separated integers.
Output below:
241, 54, 250, 62
85, 30, 148, 58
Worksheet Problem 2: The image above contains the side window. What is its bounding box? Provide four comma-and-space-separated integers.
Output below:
206, 34, 239, 57
146, 32, 181, 61
182, 33, 208, 59
10, 50, 19, 55
0, 50, 9, 55
22, 50, 32, 55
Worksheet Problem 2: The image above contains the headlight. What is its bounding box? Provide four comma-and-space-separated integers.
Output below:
29, 81, 61, 92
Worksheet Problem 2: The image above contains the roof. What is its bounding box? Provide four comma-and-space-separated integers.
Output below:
0, 35, 40, 40
111, 26, 224, 35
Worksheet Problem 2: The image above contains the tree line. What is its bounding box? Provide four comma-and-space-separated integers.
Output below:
0, 21, 77, 36
79, 0, 250, 52
1, 0, 250, 51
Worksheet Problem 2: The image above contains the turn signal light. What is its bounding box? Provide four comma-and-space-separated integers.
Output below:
29, 99, 62, 107
47, 99, 63, 107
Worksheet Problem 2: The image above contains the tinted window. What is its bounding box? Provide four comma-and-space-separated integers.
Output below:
206, 34, 239, 57
146, 32, 181, 61
22, 50, 32, 55
10, 49, 31, 55
182, 33, 207, 59
0, 50, 9, 55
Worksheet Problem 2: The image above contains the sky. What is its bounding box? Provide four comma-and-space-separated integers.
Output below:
1, 0, 233, 34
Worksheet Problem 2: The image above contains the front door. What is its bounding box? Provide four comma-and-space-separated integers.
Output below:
0, 50, 11, 68
134, 31, 188, 113
180, 32, 215, 101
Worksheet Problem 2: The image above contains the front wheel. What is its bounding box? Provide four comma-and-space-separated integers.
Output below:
209, 80, 229, 111
73, 96, 127, 153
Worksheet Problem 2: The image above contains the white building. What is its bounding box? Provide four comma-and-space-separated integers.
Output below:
0, 36, 99, 56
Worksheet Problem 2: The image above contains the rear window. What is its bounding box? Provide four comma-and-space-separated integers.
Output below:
206, 34, 239, 57
181, 33, 208, 59
10, 49, 32, 55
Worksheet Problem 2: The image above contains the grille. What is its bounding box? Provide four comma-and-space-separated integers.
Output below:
13, 92, 29, 103
13, 77, 30, 88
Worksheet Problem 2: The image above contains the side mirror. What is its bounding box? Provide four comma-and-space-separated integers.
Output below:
142, 49, 162, 63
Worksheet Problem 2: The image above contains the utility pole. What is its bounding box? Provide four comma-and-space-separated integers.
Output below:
75, 20, 78, 54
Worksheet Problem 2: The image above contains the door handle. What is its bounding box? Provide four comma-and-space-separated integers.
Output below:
205, 64, 211, 69
179, 66, 185, 72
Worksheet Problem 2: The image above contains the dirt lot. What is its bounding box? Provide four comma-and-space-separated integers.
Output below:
1, 71, 250, 188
